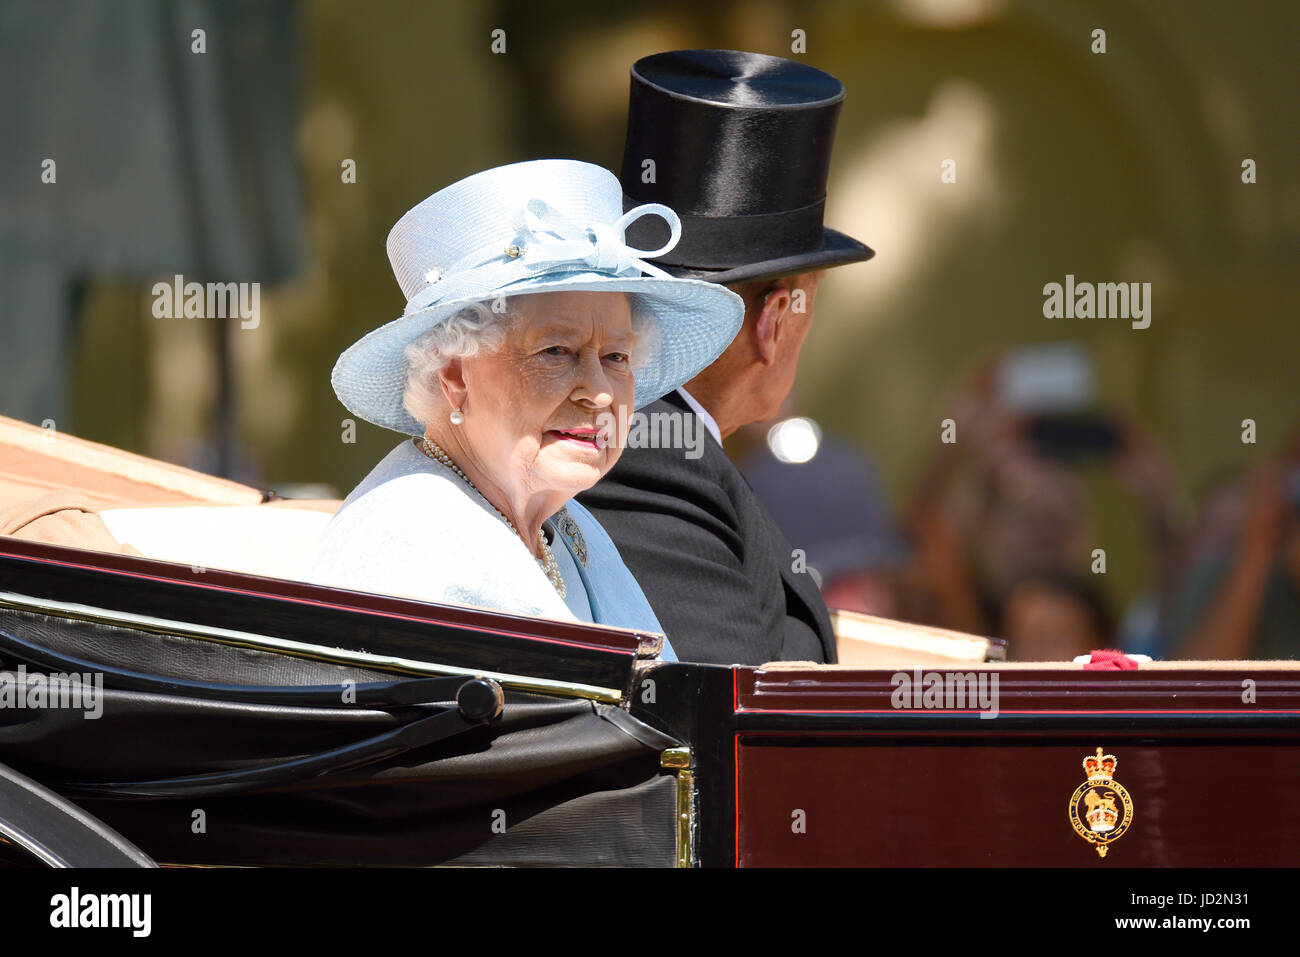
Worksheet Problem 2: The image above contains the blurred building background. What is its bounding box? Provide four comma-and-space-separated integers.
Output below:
2, 0, 1298, 655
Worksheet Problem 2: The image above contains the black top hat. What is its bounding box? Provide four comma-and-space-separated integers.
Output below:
621, 49, 874, 286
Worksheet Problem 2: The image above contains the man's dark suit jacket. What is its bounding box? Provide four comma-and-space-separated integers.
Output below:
577, 390, 837, 665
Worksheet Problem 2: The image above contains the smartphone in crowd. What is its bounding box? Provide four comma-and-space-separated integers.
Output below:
996, 342, 1120, 462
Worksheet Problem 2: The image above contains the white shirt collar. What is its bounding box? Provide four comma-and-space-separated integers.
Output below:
676, 387, 722, 447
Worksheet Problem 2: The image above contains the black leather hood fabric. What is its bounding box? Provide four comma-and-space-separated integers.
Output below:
0, 608, 682, 866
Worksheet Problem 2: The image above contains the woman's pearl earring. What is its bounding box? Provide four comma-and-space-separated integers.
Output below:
449, 408, 465, 425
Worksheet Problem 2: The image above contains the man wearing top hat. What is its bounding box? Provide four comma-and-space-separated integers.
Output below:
577, 49, 874, 665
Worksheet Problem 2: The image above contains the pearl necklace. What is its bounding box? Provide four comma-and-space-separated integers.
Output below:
417, 437, 566, 599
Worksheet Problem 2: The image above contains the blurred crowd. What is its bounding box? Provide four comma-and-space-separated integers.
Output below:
743, 349, 1300, 662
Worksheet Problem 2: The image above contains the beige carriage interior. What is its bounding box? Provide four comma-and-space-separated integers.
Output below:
1, 413, 1005, 667
0, 414, 337, 577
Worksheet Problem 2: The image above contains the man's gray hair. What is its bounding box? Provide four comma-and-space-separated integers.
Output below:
402, 293, 659, 430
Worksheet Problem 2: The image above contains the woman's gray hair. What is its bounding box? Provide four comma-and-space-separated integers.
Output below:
402, 293, 659, 430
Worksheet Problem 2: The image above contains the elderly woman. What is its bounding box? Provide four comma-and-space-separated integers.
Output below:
304, 160, 742, 658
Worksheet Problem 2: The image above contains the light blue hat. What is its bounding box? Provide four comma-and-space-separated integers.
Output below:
331, 159, 745, 435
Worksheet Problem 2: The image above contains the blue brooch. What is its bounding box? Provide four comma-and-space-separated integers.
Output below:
553, 507, 588, 568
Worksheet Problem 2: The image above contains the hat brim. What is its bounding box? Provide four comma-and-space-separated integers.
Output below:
657, 227, 874, 285
331, 271, 744, 435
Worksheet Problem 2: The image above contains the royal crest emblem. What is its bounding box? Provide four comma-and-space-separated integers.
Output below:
1068, 748, 1133, 858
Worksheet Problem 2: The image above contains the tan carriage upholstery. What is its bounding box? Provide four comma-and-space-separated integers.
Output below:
830, 608, 1001, 666
0, 414, 266, 509
0, 490, 146, 556
0, 414, 1011, 663
0, 414, 339, 579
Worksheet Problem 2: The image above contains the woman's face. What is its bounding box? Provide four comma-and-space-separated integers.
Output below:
457, 290, 636, 500
1001, 582, 1105, 661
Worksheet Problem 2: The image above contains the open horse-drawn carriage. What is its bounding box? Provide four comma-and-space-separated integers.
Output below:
1, 414, 1297, 867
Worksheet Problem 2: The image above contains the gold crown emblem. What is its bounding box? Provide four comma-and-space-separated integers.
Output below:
1070, 747, 1133, 857
1082, 747, 1117, 782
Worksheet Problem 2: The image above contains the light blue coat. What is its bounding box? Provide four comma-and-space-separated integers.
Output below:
303, 439, 675, 660
549, 499, 676, 661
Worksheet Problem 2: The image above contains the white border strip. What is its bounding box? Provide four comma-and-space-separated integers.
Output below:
0, 590, 622, 703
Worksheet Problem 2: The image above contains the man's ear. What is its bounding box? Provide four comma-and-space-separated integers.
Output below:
752, 284, 791, 365
437, 356, 469, 414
